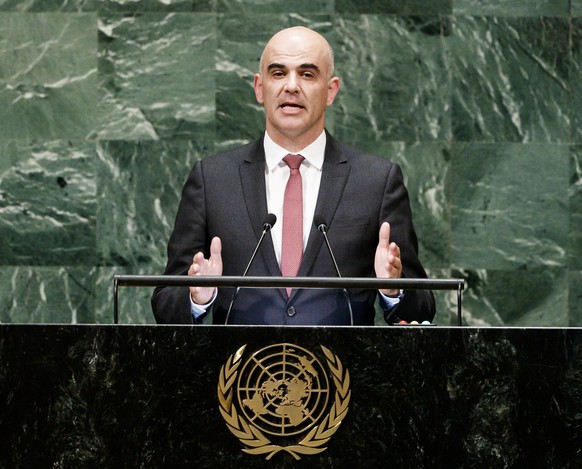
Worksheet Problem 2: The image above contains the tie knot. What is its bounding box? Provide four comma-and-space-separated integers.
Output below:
283, 154, 304, 171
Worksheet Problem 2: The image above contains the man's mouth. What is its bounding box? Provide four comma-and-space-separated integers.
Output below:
280, 102, 305, 110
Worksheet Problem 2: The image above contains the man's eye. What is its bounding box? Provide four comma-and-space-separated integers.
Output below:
272, 71, 284, 77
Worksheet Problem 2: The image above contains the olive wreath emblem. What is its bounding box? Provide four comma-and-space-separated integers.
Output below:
217, 344, 351, 460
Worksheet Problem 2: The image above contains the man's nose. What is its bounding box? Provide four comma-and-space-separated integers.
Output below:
284, 73, 298, 92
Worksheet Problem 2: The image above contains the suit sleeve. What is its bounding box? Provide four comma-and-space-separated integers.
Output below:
379, 163, 436, 323
151, 161, 209, 324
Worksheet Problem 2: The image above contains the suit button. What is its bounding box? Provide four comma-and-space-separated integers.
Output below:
286, 306, 296, 317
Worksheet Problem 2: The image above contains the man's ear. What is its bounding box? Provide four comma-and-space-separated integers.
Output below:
253, 74, 264, 104
326, 76, 340, 107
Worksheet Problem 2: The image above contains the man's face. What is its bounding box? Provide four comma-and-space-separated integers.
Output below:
254, 28, 340, 150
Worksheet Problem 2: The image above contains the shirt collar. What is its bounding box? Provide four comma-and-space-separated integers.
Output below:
264, 131, 326, 172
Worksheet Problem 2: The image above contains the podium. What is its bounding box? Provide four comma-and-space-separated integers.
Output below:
1, 324, 582, 467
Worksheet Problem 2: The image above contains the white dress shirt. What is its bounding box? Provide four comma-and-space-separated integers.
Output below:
263, 130, 325, 266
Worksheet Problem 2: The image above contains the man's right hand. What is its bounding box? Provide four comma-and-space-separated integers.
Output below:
188, 236, 222, 305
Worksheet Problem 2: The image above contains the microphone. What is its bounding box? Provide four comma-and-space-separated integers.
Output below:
314, 216, 354, 326
224, 213, 276, 324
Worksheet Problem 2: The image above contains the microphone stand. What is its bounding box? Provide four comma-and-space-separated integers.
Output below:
317, 222, 354, 326
224, 216, 276, 325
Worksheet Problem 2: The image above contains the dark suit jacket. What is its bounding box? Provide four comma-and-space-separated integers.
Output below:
152, 131, 435, 325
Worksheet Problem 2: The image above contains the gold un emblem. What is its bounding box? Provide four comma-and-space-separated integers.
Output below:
217, 343, 351, 460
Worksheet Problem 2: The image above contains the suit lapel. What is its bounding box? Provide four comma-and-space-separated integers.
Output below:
239, 136, 282, 278
298, 133, 351, 277
239, 132, 351, 300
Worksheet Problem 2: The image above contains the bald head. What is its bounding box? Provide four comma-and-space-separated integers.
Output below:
253, 25, 340, 151
259, 27, 335, 80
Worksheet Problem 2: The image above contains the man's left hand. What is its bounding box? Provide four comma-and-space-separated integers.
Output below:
374, 222, 403, 296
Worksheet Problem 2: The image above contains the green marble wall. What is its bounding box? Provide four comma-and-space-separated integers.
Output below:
0, 1, 580, 326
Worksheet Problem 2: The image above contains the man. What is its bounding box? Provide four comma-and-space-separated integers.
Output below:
152, 26, 435, 325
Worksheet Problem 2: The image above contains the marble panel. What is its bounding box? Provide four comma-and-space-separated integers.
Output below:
453, 268, 568, 326
95, 266, 155, 324
216, 14, 334, 147
572, 145, 582, 269
0, 13, 97, 140
451, 143, 569, 270
453, 0, 570, 16
98, 0, 214, 12
0, 0, 94, 11
451, 16, 571, 143
0, 140, 96, 266
569, 271, 582, 326
572, 19, 582, 142
96, 13, 216, 140
96, 139, 211, 268
336, 0, 452, 14
425, 268, 460, 325
332, 15, 451, 143
0, 267, 95, 323
217, 0, 333, 14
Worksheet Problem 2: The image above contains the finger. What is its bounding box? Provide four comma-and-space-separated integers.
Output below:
209, 237, 222, 260
189, 252, 205, 275
190, 263, 201, 276
377, 222, 391, 250
389, 241, 400, 259
388, 255, 402, 272
387, 250, 402, 277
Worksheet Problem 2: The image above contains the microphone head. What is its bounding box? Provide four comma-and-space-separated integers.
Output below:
263, 213, 277, 230
313, 215, 327, 233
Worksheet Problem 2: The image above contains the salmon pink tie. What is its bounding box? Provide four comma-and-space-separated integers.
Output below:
281, 154, 305, 296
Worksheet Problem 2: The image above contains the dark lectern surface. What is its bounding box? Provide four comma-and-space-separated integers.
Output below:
1, 325, 581, 468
